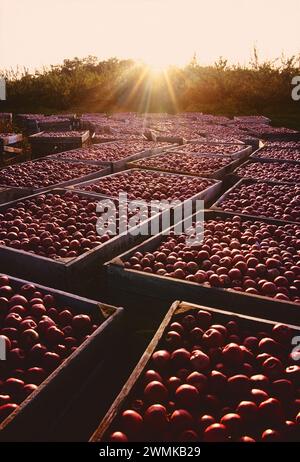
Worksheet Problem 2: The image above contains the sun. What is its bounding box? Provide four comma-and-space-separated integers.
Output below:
147, 63, 167, 75
144, 63, 167, 79
142, 55, 171, 76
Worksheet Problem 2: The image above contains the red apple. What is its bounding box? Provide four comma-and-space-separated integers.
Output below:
186, 371, 207, 393
198, 414, 216, 432
144, 381, 168, 403
152, 350, 171, 369
261, 429, 281, 442
239, 436, 256, 442
190, 349, 210, 371
202, 328, 224, 348
236, 400, 258, 422
21, 384, 38, 399
31, 304, 47, 318
165, 331, 182, 350
167, 376, 182, 393
121, 409, 143, 434
175, 384, 199, 408
227, 375, 250, 394
203, 423, 227, 442
144, 404, 168, 431
170, 409, 194, 433
258, 398, 284, 425
171, 348, 191, 368
197, 310, 212, 328
0, 395, 11, 406
72, 314, 92, 335
45, 326, 65, 345
43, 352, 61, 371
4, 378, 25, 396
250, 389, 269, 406
220, 413, 242, 437
109, 432, 128, 442
143, 369, 163, 385
0, 403, 18, 422
26, 367, 46, 385
222, 343, 244, 365
20, 329, 39, 348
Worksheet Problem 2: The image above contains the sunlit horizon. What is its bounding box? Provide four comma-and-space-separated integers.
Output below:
0, 0, 300, 72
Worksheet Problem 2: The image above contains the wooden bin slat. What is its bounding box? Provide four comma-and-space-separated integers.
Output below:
29, 131, 90, 144
0, 187, 29, 205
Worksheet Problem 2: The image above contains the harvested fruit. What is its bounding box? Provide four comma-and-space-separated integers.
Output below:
215, 180, 300, 222
0, 191, 151, 260
105, 308, 300, 442
254, 147, 300, 162
176, 142, 244, 155
0, 275, 101, 423
0, 160, 102, 189
124, 216, 300, 303
76, 169, 215, 201
129, 152, 233, 177
53, 140, 170, 162
235, 161, 300, 183
33, 131, 86, 138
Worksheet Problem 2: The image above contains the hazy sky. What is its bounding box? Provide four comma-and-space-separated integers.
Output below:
0, 0, 299, 70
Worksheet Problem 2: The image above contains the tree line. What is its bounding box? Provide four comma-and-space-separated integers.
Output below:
1, 53, 299, 128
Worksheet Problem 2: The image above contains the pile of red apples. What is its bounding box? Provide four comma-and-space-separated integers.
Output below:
0, 160, 101, 189
0, 192, 149, 259
107, 309, 300, 442
236, 161, 300, 183
125, 216, 300, 303
216, 181, 300, 223
79, 170, 214, 201
0, 275, 99, 423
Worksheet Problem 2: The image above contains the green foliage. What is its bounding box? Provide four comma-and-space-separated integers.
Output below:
0, 53, 300, 128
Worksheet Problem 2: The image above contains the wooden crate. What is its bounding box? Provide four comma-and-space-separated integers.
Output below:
29, 131, 90, 158
0, 159, 110, 196
260, 133, 300, 141
0, 188, 167, 295
211, 178, 300, 225
37, 121, 72, 132
234, 116, 271, 125
0, 275, 124, 442
251, 146, 300, 164
171, 140, 252, 160
127, 152, 242, 180
105, 210, 300, 325
47, 142, 173, 173
0, 133, 23, 146
90, 299, 300, 442
0, 146, 29, 168
155, 136, 185, 145
0, 113, 13, 131
71, 168, 223, 210
232, 158, 300, 185
0, 186, 29, 204
107, 145, 175, 173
